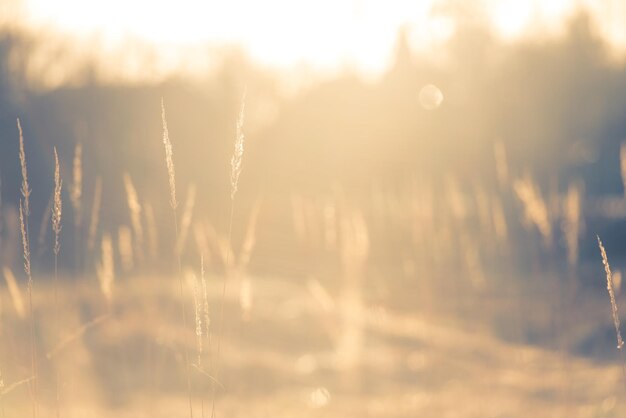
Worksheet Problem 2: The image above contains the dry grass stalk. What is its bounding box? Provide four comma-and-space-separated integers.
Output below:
189, 271, 203, 366
52, 148, 64, 418
175, 184, 196, 256
213, 91, 247, 418
160, 98, 193, 418
71, 142, 82, 226
615, 271, 623, 297
238, 199, 261, 270
307, 279, 335, 313
2, 267, 25, 319
51, 150, 63, 418
19, 200, 37, 418
17, 119, 31, 218
52, 147, 62, 256
97, 234, 115, 303
239, 278, 252, 321
201, 222, 229, 268
237, 201, 261, 321
87, 177, 102, 252
597, 236, 626, 394
563, 182, 582, 267
17, 122, 37, 416
144, 202, 158, 260
201, 255, 210, 345
1, 376, 33, 396
230, 93, 246, 200
161, 98, 177, 210
323, 198, 338, 251
597, 236, 625, 350
46, 314, 109, 359
336, 209, 368, 371
513, 175, 552, 247
117, 226, 134, 272
36, 194, 53, 252
193, 223, 210, 261
19, 202, 31, 282
123, 174, 144, 263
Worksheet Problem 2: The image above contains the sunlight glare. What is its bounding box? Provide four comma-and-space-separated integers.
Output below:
491, 0, 533, 39
10, 0, 626, 85
419, 84, 444, 110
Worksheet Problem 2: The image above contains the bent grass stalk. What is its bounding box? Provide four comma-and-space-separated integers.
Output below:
87, 177, 102, 254
161, 98, 194, 418
71, 142, 82, 275
175, 185, 197, 257
17, 119, 38, 418
201, 255, 210, 351
70, 142, 82, 226
52, 147, 63, 418
123, 173, 144, 265
19, 202, 37, 418
17, 119, 31, 219
46, 314, 110, 359
36, 194, 53, 255
96, 234, 114, 304
212, 91, 246, 418
2, 267, 25, 319
597, 235, 626, 390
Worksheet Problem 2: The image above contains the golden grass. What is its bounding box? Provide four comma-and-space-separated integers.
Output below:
70, 142, 82, 227
563, 182, 582, 267
175, 184, 196, 256
2, 267, 25, 319
117, 225, 134, 272
144, 202, 158, 261
87, 176, 102, 252
201, 255, 210, 349
189, 270, 203, 366
597, 236, 624, 350
123, 173, 144, 264
5, 97, 626, 418
17, 119, 31, 219
96, 233, 114, 303
161, 98, 178, 210
237, 199, 261, 271
160, 98, 194, 418
17, 127, 38, 417
52, 148, 62, 257
52, 147, 63, 417
18, 201, 31, 293
513, 174, 552, 247
230, 93, 246, 201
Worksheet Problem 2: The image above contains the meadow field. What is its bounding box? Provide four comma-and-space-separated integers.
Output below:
0, 108, 626, 418
2, 3, 626, 417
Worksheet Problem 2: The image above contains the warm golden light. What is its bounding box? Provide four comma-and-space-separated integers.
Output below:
5, 0, 624, 86
1, 0, 626, 416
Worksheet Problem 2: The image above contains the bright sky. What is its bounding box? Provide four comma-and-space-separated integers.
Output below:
3, 0, 626, 87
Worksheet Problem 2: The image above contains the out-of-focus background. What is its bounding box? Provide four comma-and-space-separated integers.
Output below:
2, 1, 626, 416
